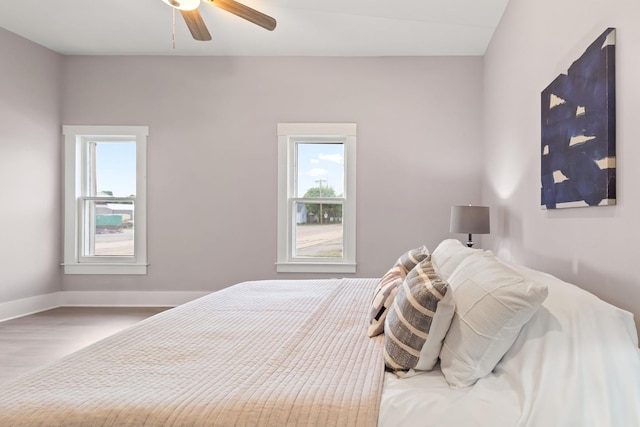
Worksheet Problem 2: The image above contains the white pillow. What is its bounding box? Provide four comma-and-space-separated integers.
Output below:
431, 239, 484, 281
383, 257, 455, 372
440, 253, 548, 388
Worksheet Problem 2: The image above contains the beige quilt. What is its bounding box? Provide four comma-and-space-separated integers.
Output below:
0, 278, 385, 426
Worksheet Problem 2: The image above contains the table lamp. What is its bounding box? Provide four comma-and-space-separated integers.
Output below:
450, 205, 490, 247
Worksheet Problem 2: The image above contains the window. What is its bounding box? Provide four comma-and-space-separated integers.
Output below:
277, 123, 356, 273
63, 126, 148, 274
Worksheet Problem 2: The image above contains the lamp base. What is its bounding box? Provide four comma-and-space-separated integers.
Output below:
466, 233, 474, 248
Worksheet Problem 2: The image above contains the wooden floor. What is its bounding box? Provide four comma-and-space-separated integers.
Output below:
0, 307, 168, 384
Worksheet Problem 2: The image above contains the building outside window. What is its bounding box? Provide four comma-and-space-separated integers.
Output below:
63, 125, 148, 274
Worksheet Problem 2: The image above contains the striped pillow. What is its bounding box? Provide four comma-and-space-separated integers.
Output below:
367, 246, 429, 337
384, 257, 455, 372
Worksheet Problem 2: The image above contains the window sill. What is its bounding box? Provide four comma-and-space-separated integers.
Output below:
275, 262, 356, 274
63, 263, 148, 275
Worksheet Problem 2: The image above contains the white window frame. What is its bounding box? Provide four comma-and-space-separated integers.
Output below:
277, 123, 356, 273
63, 125, 148, 275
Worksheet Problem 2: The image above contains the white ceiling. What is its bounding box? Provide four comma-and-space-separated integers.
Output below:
0, 0, 509, 56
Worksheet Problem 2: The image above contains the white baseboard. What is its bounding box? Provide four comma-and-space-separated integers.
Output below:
61, 291, 210, 307
0, 291, 210, 322
0, 292, 63, 322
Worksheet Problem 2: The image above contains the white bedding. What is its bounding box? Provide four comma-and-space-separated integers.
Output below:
379, 264, 640, 427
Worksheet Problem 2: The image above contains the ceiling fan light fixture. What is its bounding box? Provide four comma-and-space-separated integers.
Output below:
162, 0, 200, 11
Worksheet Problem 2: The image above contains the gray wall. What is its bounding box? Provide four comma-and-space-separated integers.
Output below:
60, 56, 484, 292
482, 0, 640, 332
0, 28, 63, 303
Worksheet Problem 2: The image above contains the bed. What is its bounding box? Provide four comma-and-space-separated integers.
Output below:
1, 240, 639, 426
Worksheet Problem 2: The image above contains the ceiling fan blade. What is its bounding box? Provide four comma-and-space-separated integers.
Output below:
180, 9, 212, 41
205, 0, 277, 31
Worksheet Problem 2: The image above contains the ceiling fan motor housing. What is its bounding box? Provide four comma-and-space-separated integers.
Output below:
163, 0, 200, 11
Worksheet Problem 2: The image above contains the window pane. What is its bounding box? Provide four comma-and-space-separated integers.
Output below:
96, 142, 136, 197
296, 143, 344, 198
295, 202, 342, 258
84, 200, 135, 257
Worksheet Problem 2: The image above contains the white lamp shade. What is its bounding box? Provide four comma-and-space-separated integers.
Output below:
450, 206, 490, 234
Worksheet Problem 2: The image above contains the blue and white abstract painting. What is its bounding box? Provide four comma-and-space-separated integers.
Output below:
541, 28, 616, 209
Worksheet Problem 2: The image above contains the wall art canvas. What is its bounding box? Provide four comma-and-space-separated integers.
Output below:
540, 28, 616, 209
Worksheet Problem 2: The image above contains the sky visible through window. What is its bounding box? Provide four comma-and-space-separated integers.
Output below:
95, 142, 343, 199
297, 143, 344, 198
96, 142, 136, 197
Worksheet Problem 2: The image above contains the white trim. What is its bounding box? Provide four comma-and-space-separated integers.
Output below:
276, 123, 357, 273
63, 264, 149, 275
0, 291, 209, 322
61, 291, 209, 307
277, 123, 357, 135
275, 262, 357, 273
0, 293, 63, 322
63, 125, 149, 275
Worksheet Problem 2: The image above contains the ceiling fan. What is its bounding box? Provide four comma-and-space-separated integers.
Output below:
161, 0, 277, 41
